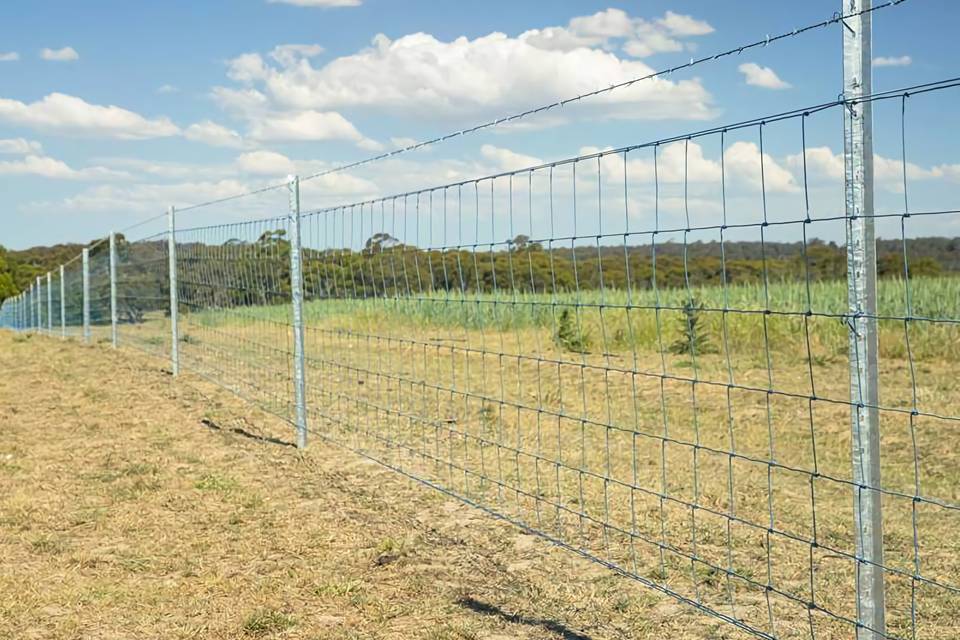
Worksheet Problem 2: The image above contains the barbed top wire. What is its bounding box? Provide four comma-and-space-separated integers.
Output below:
166, 0, 910, 216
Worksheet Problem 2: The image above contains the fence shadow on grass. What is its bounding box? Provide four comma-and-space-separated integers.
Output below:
200, 417, 297, 449
456, 596, 594, 640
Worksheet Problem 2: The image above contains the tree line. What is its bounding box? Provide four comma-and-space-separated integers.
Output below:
3, 234, 959, 314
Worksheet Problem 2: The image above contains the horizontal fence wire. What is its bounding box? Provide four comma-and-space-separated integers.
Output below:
174, 214, 297, 423
115, 232, 172, 359
1, 37, 958, 640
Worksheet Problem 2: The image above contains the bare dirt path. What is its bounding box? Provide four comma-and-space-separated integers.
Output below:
0, 332, 729, 640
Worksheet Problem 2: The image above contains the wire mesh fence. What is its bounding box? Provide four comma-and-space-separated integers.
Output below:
115, 232, 172, 359
1, 3, 959, 638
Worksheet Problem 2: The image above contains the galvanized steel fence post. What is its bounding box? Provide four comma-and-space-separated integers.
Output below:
82, 248, 91, 343
46, 272, 52, 334
168, 206, 179, 376
59, 264, 66, 338
110, 232, 118, 348
287, 174, 308, 449
843, 1, 885, 638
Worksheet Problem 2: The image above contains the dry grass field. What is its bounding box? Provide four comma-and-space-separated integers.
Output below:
0, 329, 775, 640
72, 282, 960, 638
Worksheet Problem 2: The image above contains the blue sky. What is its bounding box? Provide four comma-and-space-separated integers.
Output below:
1, 0, 958, 249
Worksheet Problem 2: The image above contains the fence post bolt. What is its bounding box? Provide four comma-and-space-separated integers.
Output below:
110, 232, 118, 348
82, 248, 91, 344
168, 206, 180, 376
843, 1, 885, 638
288, 174, 308, 449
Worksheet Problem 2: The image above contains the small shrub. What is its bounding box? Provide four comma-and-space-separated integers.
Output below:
669, 298, 717, 356
554, 308, 589, 353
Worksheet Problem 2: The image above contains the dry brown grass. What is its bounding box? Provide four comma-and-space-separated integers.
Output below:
0, 330, 770, 640
118, 308, 960, 638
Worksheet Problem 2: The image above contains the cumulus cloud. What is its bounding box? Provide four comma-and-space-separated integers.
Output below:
582, 140, 795, 192
235, 150, 295, 176
40, 47, 79, 62
0, 52, 18, 62
267, 0, 361, 6
786, 145, 953, 190
657, 11, 714, 37
247, 109, 380, 149
519, 8, 712, 58
0, 138, 43, 155
184, 120, 245, 148
156, 84, 180, 94
738, 63, 791, 90
0, 154, 129, 180
0, 93, 179, 139
480, 144, 543, 172
220, 26, 715, 123
270, 44, 325, 65
873, 55, 912, 67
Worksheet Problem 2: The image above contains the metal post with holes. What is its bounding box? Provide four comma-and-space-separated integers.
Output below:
82, 248, 91, 343
287, 175, 308, 449
59, 265, 66, 338
110, 232, 118, 348
843, 1, 885, 638
168, 206, 179, 376
46, 272, 52, 334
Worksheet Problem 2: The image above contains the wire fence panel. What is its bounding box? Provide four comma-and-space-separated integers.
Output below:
86, 243, 112, 344
175, 215, 297, 422
115, 232, 172, 359
286, 83, 959, 640
62, 258, 84, 338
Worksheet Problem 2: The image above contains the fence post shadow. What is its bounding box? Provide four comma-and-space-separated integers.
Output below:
456, 596, 594, 640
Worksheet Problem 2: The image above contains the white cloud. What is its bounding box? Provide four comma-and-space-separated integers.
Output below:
222, 27, 714, 123
157, 84, 180, 94
0, 154, 128, 180
0, 93, 180, 139
40, 47, 79, 62
92, 157, 230, 181
390, 136, 418, 149
519, 8, 712, 58
184, 120, 245, 148
0, 138, 43, 155
786, 146, 949, 191
873, 55, 912, 67
247, 109, 378, 148
267, 0, 361, 6
235, 150, 295, 176
738, 62, 791, 90
786, 146, 845, 180
657, 11, 714, 37
49, 180, 256, 214
582, 140, 795, 192
270, 44, 325, 65
0, 52, 19, 62
622, 31, 684, 58
480, 144, 542, 172
723, 141, 797, 193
